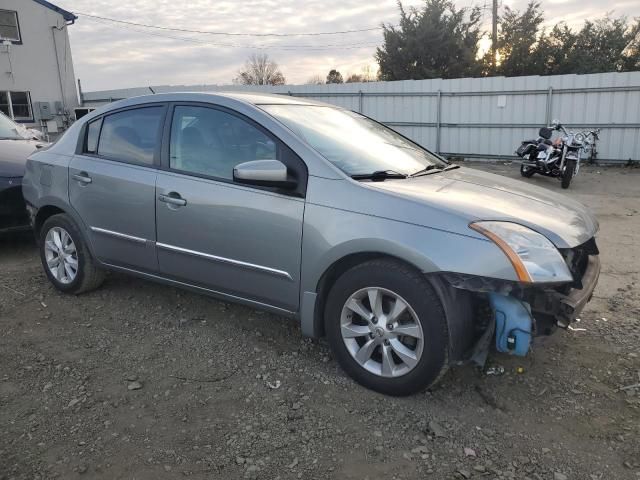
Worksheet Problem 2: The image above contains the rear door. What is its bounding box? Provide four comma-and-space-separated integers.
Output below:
155, 104, 307, 312
69, 105, 167, 272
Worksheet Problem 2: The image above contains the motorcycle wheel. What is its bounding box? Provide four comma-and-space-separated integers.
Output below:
561, 160, 576, 189
520, 164, 535, 178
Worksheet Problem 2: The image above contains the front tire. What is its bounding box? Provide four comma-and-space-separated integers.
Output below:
39, 214, 104, 294
324, 259, 449, 396
561, 160, 575, 189
520, 164, 535, 178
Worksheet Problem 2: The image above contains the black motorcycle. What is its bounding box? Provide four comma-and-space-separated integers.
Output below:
516, 120, 600, 189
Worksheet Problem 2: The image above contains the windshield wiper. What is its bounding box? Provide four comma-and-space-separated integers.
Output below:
351, 170, 408, 181
410, 163, 460, 177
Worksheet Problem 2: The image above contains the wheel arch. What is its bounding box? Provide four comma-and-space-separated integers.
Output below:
307, 251, 433, 339
34, 205, 65, 236
33, 200, 97, 259
304, 251, 476, 363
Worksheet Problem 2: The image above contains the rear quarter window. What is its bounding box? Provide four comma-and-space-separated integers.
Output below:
97, 107, 164, 165
84, 118, 102, 154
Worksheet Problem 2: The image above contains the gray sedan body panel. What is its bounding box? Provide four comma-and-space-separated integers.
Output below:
69, 155, 158, 272
155, 170, 304, 311
301, 176, 518, 294
22, 91, 599, 339
367, 167, 597, 248
22, 151, 73, 212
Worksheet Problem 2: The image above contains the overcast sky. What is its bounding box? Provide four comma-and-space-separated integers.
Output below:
54, 0, 639, 92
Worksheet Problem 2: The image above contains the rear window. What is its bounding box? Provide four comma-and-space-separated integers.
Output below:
97, 107, 164, 165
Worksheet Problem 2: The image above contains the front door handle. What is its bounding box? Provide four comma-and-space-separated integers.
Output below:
72, 172, 92, 184
159, 193, 187, 207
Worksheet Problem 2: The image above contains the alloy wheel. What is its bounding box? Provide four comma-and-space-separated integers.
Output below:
44, 227, 78, 285
340, 287, 424, 378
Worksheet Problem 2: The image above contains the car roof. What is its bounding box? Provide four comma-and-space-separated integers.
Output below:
215, 91, 323, 106
111, 91, 328, 109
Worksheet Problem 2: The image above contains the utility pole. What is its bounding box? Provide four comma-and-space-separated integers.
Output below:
491, 0, 498, 69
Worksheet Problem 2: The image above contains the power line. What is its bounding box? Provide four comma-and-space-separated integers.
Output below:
74, 12, 388, 37
88, 17, 381, 50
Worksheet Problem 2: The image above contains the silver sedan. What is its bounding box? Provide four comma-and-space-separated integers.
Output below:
22, 93, 600, 395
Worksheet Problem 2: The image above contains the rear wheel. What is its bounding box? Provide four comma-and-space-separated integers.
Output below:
520, 164, 535, 178
39, 214, 104, 294
561, 160, 576, 189
324, 259, 449, 396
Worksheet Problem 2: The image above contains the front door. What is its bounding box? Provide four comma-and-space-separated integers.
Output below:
155, 104, 306, 312
69, 105, 166, 272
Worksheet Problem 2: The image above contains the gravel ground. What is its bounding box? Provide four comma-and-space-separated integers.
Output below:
1, 163, 639, 480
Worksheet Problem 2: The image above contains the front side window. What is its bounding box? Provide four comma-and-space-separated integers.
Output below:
262, 105, 446, 176
0, 10, 20, 42
0, 91, 33, 121
97, 107, 164, 165
170, 105, 277, 180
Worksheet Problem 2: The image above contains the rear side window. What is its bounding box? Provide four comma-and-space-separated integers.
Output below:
97, 107, 164, 165
84, 118, 102, 154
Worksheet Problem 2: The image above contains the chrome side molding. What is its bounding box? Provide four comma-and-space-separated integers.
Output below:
156, 242, 293, 281
90, 227, 147, 244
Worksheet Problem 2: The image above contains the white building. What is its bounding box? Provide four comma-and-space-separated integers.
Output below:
0, 0, 79, 135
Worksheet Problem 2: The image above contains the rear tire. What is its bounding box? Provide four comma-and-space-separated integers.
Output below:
39, 214, 104, 294
561, 160, 575, 189
324, 259, 449, 396
520, 164, 535, 178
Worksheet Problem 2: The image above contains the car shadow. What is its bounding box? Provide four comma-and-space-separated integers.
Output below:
0, 229, 36, 255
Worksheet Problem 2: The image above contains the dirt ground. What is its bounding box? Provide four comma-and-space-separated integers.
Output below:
1, 163, 639, 480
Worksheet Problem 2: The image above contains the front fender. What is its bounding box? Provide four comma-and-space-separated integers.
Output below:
301, 203, 517, 296
299, 202, 517, 337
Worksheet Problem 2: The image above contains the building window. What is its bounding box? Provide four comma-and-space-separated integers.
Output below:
0, 10, 20, 43
0, 91, 33, 121
0, 92, 9, 117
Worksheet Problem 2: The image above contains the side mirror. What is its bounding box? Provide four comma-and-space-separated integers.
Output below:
233, 160, 297, 189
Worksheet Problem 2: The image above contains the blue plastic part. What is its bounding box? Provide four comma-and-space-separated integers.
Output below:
488, 293, 532, 356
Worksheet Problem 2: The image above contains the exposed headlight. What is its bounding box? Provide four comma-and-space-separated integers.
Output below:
470, 221, 573, 283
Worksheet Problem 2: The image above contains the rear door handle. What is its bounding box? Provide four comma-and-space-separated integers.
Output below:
158, 193, 187, 207
72, 172, 92, 184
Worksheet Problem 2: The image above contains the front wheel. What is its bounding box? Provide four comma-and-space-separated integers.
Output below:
520, 164, 535, 178
324, 259, 449, 396
561, 160, 576, 189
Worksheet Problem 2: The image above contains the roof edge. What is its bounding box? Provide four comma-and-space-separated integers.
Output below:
32, 0, 77, 22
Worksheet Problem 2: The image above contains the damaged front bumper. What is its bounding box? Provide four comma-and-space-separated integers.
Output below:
446, 246, 600, 334
529, 255, 601, 327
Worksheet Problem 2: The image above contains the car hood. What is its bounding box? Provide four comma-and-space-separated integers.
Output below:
369, 166, 598, 248
0, 139, 44, 177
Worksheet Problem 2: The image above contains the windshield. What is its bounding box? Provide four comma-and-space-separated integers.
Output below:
0, 111, 29, 140
262, 105, 446, 176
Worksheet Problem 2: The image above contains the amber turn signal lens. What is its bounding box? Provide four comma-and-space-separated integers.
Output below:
469, 223, 533, 283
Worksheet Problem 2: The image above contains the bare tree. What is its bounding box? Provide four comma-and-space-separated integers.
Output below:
305, 74, 325, 85
234, 53, 286, 85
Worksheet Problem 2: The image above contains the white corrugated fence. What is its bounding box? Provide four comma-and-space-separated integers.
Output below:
82, 71, 640, 164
